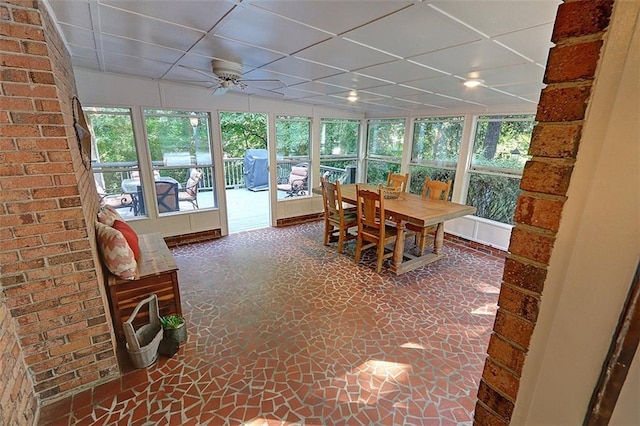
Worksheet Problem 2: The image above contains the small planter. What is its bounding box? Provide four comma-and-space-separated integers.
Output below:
160, 315, 187, 344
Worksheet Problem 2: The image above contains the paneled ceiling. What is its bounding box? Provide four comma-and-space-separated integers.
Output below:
45, 0, 560, 115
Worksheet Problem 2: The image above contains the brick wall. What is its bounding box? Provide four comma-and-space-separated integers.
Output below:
0, 0, 119, 414
474, 1, 614, 424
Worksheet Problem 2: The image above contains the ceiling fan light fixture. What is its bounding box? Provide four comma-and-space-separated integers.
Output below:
463, 79, 484, 88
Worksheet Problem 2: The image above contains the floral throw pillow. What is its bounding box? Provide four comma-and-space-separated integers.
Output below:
97, 204, 124, 227
95, 221, 137, 280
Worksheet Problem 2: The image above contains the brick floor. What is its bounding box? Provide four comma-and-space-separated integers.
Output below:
39, 222, 504, 425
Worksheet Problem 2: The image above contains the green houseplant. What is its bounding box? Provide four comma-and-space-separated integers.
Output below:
160, 315, 187, 344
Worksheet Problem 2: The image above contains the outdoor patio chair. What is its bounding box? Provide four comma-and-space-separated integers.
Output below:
406, 178, 452, 255
277, 164, 308, 197
354, 184, 398, 273
96, 180, 134, 210
156, 181, 180, 213
179, 168, 202, 209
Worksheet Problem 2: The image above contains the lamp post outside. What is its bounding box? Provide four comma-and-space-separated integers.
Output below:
189, 113, 199, 165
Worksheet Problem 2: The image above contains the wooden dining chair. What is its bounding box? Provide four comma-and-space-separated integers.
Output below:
386, 172, 409, 192
321, 178, 358, 253
406, 178, 452, 255
354, 184, 398, 273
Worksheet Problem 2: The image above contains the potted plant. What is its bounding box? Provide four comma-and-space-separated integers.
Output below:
160, 315, 187, 344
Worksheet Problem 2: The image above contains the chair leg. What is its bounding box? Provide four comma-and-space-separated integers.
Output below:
354, 237, 362, 263
376, 244, 385, 273
323, 220, 331, 246
337, 231, 345, 253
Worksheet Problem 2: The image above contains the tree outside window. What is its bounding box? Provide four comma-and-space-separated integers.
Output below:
409, 116, 464, 194
467, 115, 535, 224
365, 119, 405, 185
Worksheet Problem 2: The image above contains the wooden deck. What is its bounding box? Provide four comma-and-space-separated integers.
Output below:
115, 187, 296, 234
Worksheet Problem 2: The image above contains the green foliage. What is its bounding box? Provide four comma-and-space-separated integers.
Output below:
320, 119, 359, 156
276, 117, 311, 157
473, 116, 534, 169
220, 112, 267, 158
365, 160, 401, 185
86, 111, 137, 163
367, 119, 405, 157
160, 315, 185, 329
411, 117, 463, 165
467, 174, 521, 224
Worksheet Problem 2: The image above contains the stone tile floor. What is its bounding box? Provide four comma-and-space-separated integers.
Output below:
39, 222, 504, 425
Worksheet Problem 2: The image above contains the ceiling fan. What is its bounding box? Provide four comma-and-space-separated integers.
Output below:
179, 59, 284, 96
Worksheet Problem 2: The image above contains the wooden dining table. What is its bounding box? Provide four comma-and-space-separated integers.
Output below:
328, 184, 477, 275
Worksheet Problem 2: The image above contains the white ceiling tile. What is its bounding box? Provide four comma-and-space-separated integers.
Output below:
98, 5, 204, 51
262, 57, 342, 81
494, 24, 556, 63
287, 81, 348, 95
190, 35, 285, 67
409, 39, 528, 76
48, 0, 92, 29
214, 7, 330, 54
247, 1, 412, 35
470, 63, 545, 87
356, 61, 444, 84
100, 0, 237, 32
100, 35, 185, 64
67, 44, 98, 62
46, 0, 558, 115
316, 72, 390, 90
343, 4, 481, 58
362, 84, 429, 99
429, 0, 561, 37
242, 69, 309, 87
295, 38, 396, 71
491, 82, 545, 98
397, 92, 469, 108
102, 52, 172, 79
59, 23, 96, 49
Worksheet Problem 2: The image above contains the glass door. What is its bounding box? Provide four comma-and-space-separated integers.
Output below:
219, 112, 270, 233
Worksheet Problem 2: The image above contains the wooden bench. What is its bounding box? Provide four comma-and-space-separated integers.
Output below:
106, 232, 182, 345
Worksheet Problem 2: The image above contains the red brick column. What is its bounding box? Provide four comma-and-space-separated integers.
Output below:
0, 0, 119, 410
474, 1, 614, 424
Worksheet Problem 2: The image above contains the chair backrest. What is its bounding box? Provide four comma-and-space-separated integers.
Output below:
289, 165, 308, 184
421, 178, 452, 201
156, 181, 179, 213
322, 179, 345, 218
185, 168, 203, 197
356, 184, 386, 238
386, 172, 409, 192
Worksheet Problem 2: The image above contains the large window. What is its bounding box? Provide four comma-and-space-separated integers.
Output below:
365, 118, 405, 185
409, 116, 464, 195
276, 115, 311, 199
143, 109, 215, 215
87, 107, 141, 219
467, 114, 534, 224
320, 118, 359, 184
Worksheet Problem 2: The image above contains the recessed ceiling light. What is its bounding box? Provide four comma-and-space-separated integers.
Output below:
463, 79, 484, 88
347, 91, 358, 102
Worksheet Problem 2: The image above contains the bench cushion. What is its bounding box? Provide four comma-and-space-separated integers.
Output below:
95, 221, 137, 280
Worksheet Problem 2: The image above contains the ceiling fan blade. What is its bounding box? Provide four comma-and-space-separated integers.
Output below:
212, 86, 229, 96
240, 78, 284, 84
178, 64, 221, 81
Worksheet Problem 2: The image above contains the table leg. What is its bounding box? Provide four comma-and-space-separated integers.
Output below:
393, 219, 404, 266
434, 222, 444, 254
